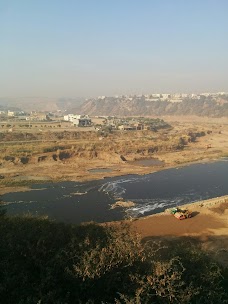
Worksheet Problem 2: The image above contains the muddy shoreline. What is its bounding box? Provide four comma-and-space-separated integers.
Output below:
0, 155, 224, 196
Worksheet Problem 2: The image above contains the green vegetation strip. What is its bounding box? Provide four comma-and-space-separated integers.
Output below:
0, 179, 53, 187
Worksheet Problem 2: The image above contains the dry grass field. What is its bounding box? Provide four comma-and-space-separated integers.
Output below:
0, 118, 227, 191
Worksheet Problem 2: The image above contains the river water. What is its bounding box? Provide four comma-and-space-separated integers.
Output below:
1, 159, 228, 224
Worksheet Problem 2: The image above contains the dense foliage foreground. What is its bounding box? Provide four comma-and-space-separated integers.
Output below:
0, 213, 227, 303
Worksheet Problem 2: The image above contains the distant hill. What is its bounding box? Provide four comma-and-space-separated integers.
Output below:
0, 97, 84, 112
1, 96, 228, 117
79, 97, 228, 117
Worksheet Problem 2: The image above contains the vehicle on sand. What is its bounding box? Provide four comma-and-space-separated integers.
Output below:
170, 207, 192, 220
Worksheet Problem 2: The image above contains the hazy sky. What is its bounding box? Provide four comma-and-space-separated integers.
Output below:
1, 0, 228, 98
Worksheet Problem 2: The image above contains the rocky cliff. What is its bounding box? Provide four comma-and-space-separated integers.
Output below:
78, 97, 228, 117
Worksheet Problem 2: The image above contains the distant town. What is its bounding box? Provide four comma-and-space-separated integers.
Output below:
94, 91, 228, 102
0, 91, 227, 132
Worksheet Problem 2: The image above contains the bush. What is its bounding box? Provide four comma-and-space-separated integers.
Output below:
0, 215, 227, 303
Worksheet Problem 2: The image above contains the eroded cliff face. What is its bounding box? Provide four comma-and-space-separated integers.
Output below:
0, 122, 227, 185
78, 98, 228, 117
0, 129, 205, 168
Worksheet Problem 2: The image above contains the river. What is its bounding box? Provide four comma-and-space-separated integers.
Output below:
1, 159, 228, 224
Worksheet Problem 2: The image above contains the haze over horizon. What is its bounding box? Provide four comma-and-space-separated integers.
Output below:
1, 0, 228, 98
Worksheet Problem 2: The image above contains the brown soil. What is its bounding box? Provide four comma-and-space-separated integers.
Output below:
132, 213, 224, 237
130, 196, 228, 266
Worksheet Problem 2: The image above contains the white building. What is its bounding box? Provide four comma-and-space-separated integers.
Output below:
172, 93, 182, 99
201, 92, 211, 97
181, 93, 189, 98
64, 114, 73, 122
8, 111, 15, 117
64, 114, 91, 127
30, 113, 47, 121
190, 95, 201, 100
72, 116, 92, 127
161, 94, 171, 99
151, 94, 161, 98
63, 114, 83, 122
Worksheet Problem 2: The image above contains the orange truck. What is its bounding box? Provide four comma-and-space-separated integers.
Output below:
170, 207, 192, 220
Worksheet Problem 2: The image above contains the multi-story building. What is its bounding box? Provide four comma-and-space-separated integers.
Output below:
64, 114, 91, 127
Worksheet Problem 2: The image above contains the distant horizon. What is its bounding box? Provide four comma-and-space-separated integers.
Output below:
1, 1, 228, 97
1, 90, 228, 101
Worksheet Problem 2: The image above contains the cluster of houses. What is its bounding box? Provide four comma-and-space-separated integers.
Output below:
98, 117, 168, 131
0, 110, 92, 127
118, 123, 150, 131
94, 92, 228, 104
0, 110, 48, 121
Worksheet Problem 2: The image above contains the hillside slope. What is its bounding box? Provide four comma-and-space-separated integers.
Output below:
79, 97, 228, 117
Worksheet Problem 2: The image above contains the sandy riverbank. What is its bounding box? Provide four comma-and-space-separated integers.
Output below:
131, 195, 228, 237
0, 155, 226, 197
129, 195, 228, 266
